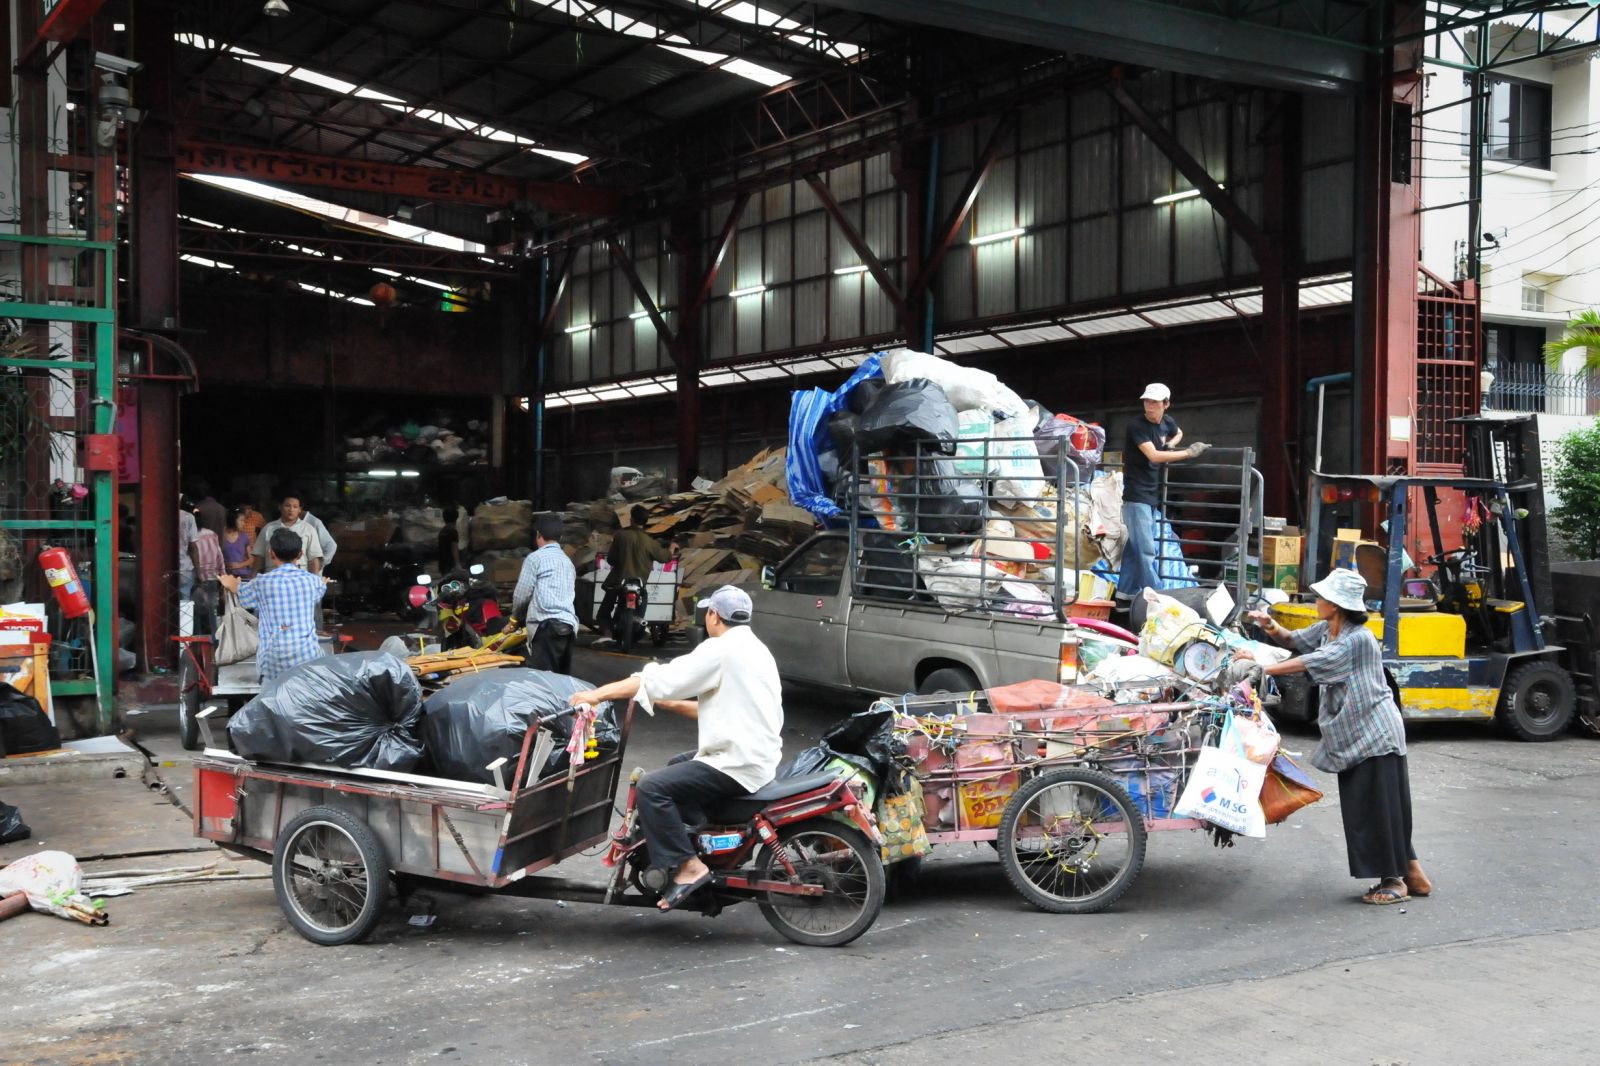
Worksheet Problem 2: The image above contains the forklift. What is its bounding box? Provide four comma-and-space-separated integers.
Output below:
1272, 413, 1599, 740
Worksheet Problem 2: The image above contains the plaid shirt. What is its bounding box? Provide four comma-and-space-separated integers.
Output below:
1289, 621, 1406, 773
238, 563, 326, 682
512, 543, 578, 628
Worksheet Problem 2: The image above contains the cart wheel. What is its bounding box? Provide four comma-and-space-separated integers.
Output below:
997, 768, 1147, 915
754, 823, 885, 947
273, 805, 390, 946
177, 654, 203, 752
1498, 660, 1577, 741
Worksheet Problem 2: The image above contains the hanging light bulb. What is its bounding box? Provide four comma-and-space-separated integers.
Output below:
263, 0, 291, 17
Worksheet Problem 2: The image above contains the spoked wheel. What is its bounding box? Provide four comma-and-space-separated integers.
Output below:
272, 805, 389, 946
754, 823, 885, 947
997, 768, 1147, 914
177, 653, 204, 752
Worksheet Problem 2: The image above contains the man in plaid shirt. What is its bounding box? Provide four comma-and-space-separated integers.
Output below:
218, 528, 326, 683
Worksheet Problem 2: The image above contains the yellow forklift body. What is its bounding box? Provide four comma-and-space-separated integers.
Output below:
1269, 602, 1467, 658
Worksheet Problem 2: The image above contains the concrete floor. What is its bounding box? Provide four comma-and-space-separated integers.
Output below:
4, 640, 1599, 1065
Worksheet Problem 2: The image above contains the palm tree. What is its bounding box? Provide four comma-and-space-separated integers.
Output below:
1543, 309, 1600, 373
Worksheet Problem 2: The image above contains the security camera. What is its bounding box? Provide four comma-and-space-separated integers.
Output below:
93, 52, 144, 76
263, 0, 291, 16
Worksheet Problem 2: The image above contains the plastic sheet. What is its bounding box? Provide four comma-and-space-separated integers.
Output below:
420, 668, 618, 785
227, 652, 425, 771
879, 348, 1027, 419
855, 379, 959, 456
786, 354, 884, 521
0, 850, 100, 922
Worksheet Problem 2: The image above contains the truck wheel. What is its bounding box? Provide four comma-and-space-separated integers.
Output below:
1497, 660, 1576, 741
917, 667, 979, 696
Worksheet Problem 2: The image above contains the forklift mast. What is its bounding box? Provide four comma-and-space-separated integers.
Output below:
1451, 414, 1553, 620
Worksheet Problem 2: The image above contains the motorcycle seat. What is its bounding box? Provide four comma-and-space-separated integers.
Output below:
704, 772, 839, 823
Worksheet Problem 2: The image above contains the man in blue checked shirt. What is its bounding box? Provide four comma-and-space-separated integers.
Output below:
218, 528, 326, 683
512, 514, 577, 674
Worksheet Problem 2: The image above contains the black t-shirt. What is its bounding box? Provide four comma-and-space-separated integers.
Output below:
1123, 415, 1178, 506
438, 525, 460, 570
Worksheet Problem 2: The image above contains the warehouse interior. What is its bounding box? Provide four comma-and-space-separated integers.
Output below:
5, 0, 1594, 719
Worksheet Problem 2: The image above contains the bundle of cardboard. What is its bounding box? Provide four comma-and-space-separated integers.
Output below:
554, 447, 816, 625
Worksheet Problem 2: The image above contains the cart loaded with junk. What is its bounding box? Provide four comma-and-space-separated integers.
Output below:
776, 587, 1327, 912
191, 650, 885, 948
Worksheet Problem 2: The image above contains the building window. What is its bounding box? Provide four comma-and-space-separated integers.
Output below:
1520, 277, 1547, 313
1464, 76, 1552, 169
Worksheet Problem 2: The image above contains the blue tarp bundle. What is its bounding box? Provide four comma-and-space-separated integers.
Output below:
785, 354, 884, 522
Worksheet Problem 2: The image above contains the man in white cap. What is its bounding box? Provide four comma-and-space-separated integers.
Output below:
1120, 383, 1209, 601
569, 584, 784, 912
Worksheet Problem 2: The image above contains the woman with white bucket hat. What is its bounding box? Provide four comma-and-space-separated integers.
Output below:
1238, 567, 1432, 905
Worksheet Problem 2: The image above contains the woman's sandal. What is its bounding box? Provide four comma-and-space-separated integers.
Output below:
1361, 879, 1409, 905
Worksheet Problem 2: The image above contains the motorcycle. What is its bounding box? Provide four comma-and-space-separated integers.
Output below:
409, 565, 527, 654
601, 758, 886, 946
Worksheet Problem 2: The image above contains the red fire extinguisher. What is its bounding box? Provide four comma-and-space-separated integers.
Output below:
39, 546, 92, 620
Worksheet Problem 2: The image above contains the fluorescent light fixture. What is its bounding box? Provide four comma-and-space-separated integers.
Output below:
372, 268, 402, 277
402, 275, 452, 291
64, 101, 77, 112
1152, 184, 1222, 205
970, 227, 1025, 246
184, 174, 484, 252
399, 470, 421, 478
180, 254, 234, 271
113, 23, 126, 32
367, 469, 399, 478
729, 284, 768, 298
833, 265, 870, 275
565, 323, 592, 334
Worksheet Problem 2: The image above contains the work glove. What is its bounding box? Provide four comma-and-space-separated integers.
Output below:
1185, 442, 1212, 459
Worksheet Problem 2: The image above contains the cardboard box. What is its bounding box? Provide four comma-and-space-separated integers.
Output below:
1262, 529, 1303, 566
1222, 555, 1302, 594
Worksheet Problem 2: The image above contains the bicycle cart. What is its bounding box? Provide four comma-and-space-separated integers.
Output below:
190, 701, 885, 947
876, 692, 1231, 913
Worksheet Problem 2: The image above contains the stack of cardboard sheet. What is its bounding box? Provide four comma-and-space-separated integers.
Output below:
550, 447, 816, 625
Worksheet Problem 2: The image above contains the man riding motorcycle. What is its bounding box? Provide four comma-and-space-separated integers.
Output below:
569, 585, 782, 911
597, 505, 679, 645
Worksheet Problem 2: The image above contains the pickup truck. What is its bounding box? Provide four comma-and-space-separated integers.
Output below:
752, 444, 1263, 696
752, 531, 1075, 695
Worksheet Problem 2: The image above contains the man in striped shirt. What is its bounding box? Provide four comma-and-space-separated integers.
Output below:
513, 514, 577, 674
218, 528, 326, 683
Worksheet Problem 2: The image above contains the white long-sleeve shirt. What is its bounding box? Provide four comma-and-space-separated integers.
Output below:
634, 625, 784, 791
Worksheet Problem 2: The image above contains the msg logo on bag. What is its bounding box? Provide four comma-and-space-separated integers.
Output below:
1198, 769, 1250, 814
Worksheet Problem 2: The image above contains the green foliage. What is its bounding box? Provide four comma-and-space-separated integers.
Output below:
1544, 309, 1600, 373
1550, 422, 1600, 560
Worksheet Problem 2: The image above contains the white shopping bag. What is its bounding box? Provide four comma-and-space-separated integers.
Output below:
1174, 715, 1268, 837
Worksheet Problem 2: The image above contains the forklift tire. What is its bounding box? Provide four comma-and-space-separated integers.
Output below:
1497, 660, 1577, 742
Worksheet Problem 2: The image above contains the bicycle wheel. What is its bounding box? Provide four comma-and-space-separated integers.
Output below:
997, 768, 1147, 914
754, 823, 884, 947
272, 805, 389, 946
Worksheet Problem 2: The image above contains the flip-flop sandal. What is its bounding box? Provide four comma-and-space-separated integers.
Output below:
657, 872, 713, 911
1361, 883, 1408, 906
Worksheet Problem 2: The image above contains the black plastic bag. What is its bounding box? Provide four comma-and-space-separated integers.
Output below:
858, 531, 922, 602
856, 379, 958, 456
421, 668, 617, 785
0, 799, 29, 844
781, 707, 908, 792
227, 652, 424, 771
0, 683, 61, 758
911, 457, 985, 544
827, 410, 864, 459
846, 377, 885, 415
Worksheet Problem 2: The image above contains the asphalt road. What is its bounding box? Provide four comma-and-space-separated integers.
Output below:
5, 640, 1599, 1065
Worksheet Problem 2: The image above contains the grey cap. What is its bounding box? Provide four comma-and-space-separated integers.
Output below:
696, 584, 753, 623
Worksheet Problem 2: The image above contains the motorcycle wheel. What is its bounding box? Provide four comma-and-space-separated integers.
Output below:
753, 822, 885, 947
618, 608, 638, 654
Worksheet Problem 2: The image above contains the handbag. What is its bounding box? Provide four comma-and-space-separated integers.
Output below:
215, 587, 259, 666
1258, 751, 1325, 824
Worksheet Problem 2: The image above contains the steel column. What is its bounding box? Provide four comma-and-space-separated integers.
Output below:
1260, 94, 1303, 518
672, 207, 706, 487
133, 6, 179, 330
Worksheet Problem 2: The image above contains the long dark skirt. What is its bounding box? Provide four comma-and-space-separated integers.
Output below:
1336, 752, 1417, 879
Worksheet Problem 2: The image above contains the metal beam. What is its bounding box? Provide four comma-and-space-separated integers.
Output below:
607, 236, 678, 356
175, 138, 626, 216
1108, 76, 1271, 260
909, 111, 1015, 297
819, 0, 1367, 91
698, 194, 754, 311
803, 173, 905, 312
